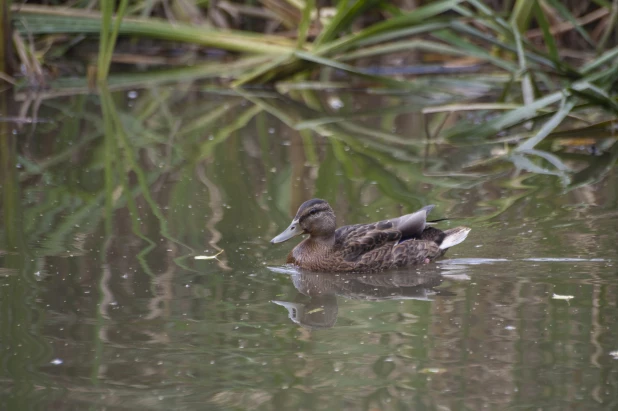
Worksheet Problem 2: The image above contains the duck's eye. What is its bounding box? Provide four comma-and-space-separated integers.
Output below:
309, 209, 319, 216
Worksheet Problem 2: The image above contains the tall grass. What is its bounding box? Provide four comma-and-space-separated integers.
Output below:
0, 0, 13, 82
98, 0, 129, 83
5, 0, 618, 146
9, 1, 618, 83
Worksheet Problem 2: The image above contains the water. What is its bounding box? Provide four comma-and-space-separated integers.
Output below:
0, 83, 617, 410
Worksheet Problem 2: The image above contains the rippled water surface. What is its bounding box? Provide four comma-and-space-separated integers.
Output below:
0, 83, 617, 410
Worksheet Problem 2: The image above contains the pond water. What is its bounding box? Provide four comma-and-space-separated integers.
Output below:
0, 81, 617, 410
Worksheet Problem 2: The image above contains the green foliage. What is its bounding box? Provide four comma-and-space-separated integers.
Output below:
98, 0, 129, 82
6, 0, 618, 148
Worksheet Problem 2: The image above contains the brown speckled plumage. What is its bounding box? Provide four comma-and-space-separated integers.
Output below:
272, 199, 471, 273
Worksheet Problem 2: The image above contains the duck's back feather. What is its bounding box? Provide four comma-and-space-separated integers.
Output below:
336, 223, 401, 262
334, 205, 435, 262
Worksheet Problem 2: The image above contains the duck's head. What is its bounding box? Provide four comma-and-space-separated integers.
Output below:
271, 198, 336, 244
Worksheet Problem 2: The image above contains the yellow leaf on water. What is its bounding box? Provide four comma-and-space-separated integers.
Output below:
306, 308, 324, 314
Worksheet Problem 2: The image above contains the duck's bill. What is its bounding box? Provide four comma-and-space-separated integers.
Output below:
271, 219, 303, 244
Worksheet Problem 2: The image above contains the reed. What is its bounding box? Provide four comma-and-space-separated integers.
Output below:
5, 0, 618, 146
97, 0, 129, 82
0, 0, 11, 79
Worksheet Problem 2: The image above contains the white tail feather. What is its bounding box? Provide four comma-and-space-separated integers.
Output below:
440, 227, 471, 250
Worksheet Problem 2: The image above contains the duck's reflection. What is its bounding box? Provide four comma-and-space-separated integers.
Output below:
271, 267, 453, 329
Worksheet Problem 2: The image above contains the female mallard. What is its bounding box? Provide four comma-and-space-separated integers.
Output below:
271, 199, 470, 273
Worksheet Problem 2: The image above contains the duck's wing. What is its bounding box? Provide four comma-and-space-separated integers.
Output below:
335, 205, 435, 262
335, 222, 402, 262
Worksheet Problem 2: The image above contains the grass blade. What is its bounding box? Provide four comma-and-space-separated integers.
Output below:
318, 0, 463, 55
509, 0, 535, 33
347, 22, 452, 49
314, 0, 381, 47
98, 0, 129, 82
432, 29, 518, 72
14, 5, 298, 54
443, 89, 565, 140
516, 95, 576, 151
449, 21, 570, 73
533, 0, 559, 64
297, 0, 314, 48
513, 22, 535, 105
293, 50, 409, 87
581, 46, 618, 74
339, 39, 473, 61
544, 0, 595, 46
598, 0, 618, 51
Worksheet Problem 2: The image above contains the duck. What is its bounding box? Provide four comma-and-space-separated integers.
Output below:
270, 198, 470, 273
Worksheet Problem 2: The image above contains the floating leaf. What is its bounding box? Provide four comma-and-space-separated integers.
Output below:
195, 250, 225, 260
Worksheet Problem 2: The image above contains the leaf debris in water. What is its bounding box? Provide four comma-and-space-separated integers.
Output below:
194, 250, 224, 260
552, 294, 574, 301
420, 368, 446, 374
306, 308, 324, 314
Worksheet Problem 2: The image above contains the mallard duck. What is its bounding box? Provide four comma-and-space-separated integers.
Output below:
271, 198, 470, 273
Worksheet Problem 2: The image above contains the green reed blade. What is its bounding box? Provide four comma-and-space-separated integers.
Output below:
14, 5, 298, 54
516, 96, 576, 151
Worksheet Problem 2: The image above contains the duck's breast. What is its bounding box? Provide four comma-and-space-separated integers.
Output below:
290, 239, 338, 271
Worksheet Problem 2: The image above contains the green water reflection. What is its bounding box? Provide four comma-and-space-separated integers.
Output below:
0, 82, 617, 410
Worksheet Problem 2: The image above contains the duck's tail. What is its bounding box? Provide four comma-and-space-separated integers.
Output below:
439, 227, 471, 250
